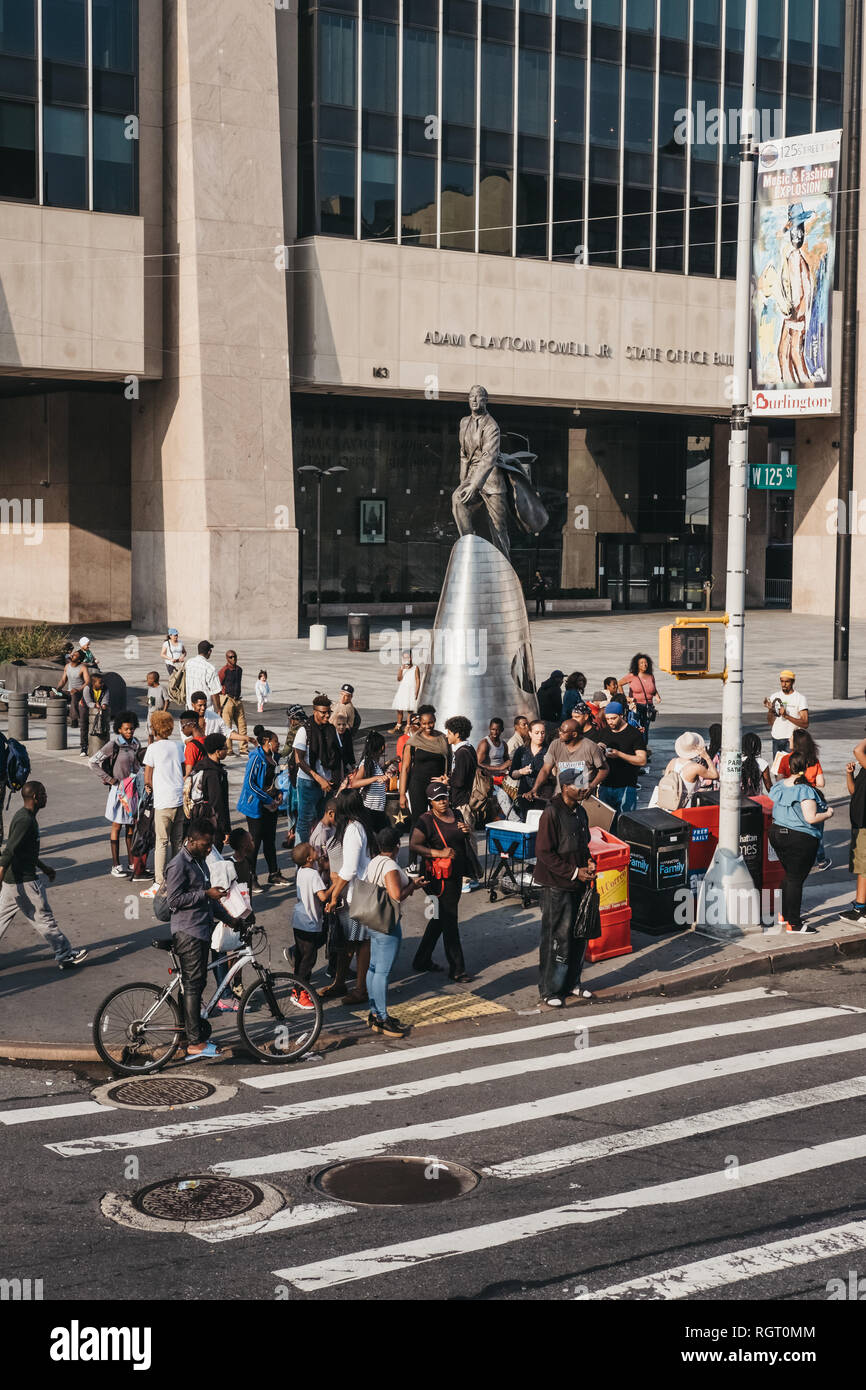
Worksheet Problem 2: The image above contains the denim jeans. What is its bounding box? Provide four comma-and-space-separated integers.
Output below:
597, 783, 638, 816
772, 737, 790, 756
295, 777, 324, 845
538, 886, 589, 1000
366, 923, 402, 1018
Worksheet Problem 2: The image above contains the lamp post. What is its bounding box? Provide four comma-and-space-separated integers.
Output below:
298, 465, 347, 630
699, 0, 758, 937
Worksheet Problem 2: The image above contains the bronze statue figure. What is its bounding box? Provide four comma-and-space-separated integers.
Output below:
452, 385, 549, 559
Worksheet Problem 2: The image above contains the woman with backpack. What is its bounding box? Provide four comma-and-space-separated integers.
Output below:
650, 731, 718, 810
91, 711, 144, 878
237, 726, 286, 887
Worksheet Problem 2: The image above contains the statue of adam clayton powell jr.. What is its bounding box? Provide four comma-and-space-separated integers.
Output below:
452, 385, 548, 561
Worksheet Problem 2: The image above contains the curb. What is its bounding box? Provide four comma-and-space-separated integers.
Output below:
3, 932, 865, 1063
589, 931, 866, 1002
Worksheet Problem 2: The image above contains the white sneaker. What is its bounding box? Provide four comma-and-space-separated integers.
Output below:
139, 883, 161, 898
110, 865, 128, 878
571, 987, 594, 999
544, 997, 563, 1007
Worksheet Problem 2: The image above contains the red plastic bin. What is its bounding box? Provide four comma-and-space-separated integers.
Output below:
589, 826, 630, 915
586, 903, 633, 964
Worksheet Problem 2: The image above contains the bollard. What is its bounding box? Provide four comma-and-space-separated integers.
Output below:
6, 691, 28, 741
309, 624, 327, 652
45, 697, 67, 751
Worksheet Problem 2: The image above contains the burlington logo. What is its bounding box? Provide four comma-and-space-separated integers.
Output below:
49, 1321, 152, 1371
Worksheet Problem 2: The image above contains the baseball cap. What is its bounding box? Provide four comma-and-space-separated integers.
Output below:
426, 782, 449, 801
779, 669, 796, 680
287, 703, 306, 721
558, 766, 586, 788
341, 683, 355, 694
605, 701, 625, 715
168, 628, 178, 636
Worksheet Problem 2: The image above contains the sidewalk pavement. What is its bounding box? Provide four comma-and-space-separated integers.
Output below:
2, 716, 865, 1061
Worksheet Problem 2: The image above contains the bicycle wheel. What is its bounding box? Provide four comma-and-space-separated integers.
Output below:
238, 971, 322, 1063
93, 982, 184, 1075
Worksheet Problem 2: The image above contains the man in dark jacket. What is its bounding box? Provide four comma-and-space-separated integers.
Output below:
537, 669, 565, 723
444, 715, 477, 812
533, 766, 597, 1007
189, 733, 231, 848
165, 822, 235, 1057
0, 782, 87, 968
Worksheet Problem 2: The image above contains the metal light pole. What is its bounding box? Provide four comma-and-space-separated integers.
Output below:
832, 0, 862, 699
298, 465, 347, 629
699, 0, 759, 937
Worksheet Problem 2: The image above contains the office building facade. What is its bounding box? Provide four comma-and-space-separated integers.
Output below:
0, 0, 856, 633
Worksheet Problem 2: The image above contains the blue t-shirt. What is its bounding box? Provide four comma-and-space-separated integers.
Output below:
562, 689, 583, 719
769, 781, 821, 839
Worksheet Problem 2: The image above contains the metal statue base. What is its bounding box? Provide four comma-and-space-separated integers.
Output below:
417, 534, 538, 733
695, 847, 751, 939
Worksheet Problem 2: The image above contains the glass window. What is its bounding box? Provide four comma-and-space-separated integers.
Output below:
319, 13, 357, 107
479, 165, 512, 253
440, 158, 475, 250
401, 152, 437, 244
361, 149, 396, 238
659, 0, 686, 39
785, 94, 812, 137
403, 28, 437, 119
0, 98, 36, 198
443, 34, 475, 126
554, 53, 584, 142
93, 110, 136, 212
552, 173, 582, 260
42, 0, 86, 64
518, 48, 548, 137
516, 169, 547, 257
657, 70, 686, 155
363, 21, 397, 114
622, 183, 651, 268
626, 0, 654, 30
590, 59, 619, 147
0, 0, 36, 56
592, 0, 621, 23
693, 0, 719, 45
520, 0, 549, 12
588, 179, 617, 265
319, 143, 356, 235
691, 77, 719, 166
656, 188, 683, 272
624, 67, 652, 153
725, 0, 745, 51
92, 0, 135, 72
818, 0, 843, 69
757, 0, 782, 59
786, 0, 812, 66
43, 103, 87, 206
481, 41, 512, 131
688, 198, 716, 276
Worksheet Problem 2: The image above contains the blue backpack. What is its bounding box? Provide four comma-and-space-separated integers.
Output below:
4, 736, 30, 797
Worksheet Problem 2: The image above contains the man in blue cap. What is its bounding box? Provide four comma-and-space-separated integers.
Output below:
588, 700, 647, 819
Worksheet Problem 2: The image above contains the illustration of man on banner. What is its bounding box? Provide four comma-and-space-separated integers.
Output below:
756, 202, 819, 387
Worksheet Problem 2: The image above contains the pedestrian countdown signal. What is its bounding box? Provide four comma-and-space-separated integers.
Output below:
659, 624, 711, 676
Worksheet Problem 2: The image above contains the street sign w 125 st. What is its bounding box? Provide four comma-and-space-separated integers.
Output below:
749, 463, 797, 490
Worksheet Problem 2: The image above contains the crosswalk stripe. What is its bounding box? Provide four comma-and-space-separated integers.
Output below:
189, 1201, 352, 1245
45, 1005, 844, 1158
0, 1101, 108, 1126
213, 1030, 866, 1179
483, 1075, 866, 1178
242, 988, 783, 1090
273, 1133, 866, 1290
577, 1219, 866, 1300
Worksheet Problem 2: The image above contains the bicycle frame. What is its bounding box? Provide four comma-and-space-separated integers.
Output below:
138, 941, 261, 1034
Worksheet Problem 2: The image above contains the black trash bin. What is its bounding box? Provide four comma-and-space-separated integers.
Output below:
348, 613, 370, 653
617, 807, 690, 935
690, 789, 765, 889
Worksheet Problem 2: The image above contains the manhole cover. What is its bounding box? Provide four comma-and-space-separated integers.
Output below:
92, 1073, 236, 1111
314, 1156, 480, 1207
131, 1176, 266, 1223
107, 1077, 216, 1108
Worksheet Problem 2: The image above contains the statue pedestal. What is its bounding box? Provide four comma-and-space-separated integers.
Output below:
417, 534, 538, 733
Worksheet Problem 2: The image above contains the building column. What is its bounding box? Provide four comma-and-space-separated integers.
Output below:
560, 424, 639, 591
131, 0, 298, 639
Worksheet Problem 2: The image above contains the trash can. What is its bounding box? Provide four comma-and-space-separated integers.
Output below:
617, 808, 690, 935
585, 826, 632, 964
348, 613, 370, 652
679, 790, 765, 891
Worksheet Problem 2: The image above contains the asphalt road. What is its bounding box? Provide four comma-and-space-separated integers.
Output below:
2, 963, 866, 1311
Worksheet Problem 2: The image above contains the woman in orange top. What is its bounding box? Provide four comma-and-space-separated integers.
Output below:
776, 730, 824, 788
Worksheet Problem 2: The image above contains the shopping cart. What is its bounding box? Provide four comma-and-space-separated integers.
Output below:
484, 819, 539, 909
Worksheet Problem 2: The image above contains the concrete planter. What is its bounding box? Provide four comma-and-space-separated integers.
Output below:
0, 658, 65, 693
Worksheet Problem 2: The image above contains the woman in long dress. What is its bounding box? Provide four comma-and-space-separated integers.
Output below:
398, 705, 449, 835
389, 650, 421, 734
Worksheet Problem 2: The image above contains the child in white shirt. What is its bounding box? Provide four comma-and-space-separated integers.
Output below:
291, 843, 328, 1004
255, 670, 270, 713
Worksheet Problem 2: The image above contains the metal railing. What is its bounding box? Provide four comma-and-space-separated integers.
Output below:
764, 578, 792, 607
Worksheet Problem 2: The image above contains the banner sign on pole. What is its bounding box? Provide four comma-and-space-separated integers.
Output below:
751, 128, 841, 417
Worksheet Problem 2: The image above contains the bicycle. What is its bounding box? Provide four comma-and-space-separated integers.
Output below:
92, 924, 323, 1075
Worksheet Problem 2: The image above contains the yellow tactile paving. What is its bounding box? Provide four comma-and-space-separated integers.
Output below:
353, 992, 508, 1029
